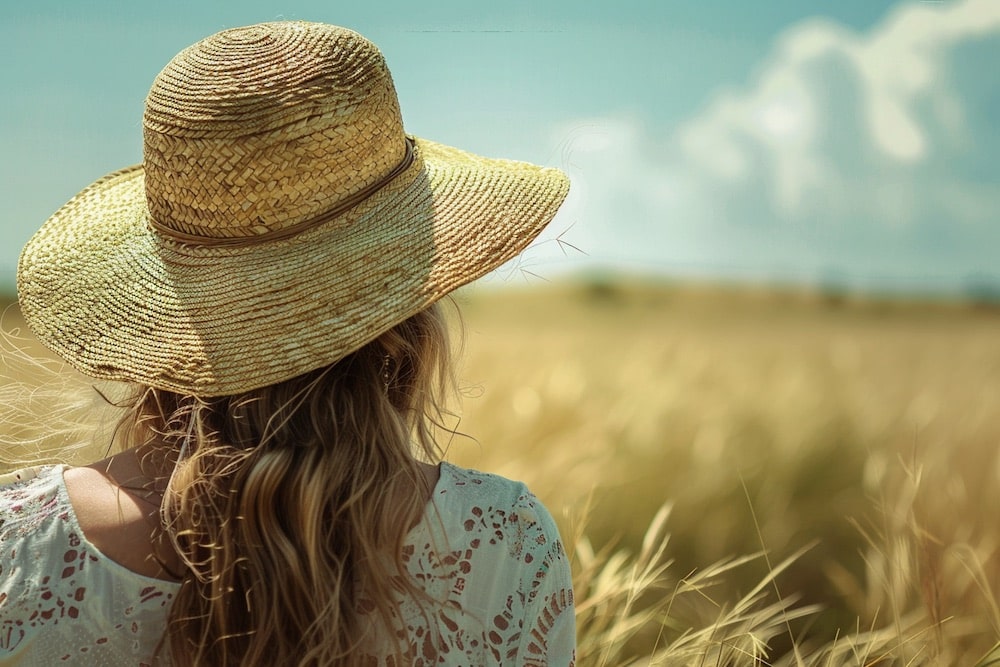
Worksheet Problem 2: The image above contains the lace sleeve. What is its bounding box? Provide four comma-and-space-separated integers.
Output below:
515, 502, 576, 667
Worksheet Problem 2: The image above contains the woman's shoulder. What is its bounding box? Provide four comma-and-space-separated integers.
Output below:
0, 463, 177, 663
410, 463, 576, 663
436, 461, 532, 496
436, 462, 553, 514
430, 462, 565, 558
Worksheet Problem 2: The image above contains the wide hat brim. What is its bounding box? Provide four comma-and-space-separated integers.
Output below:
17, 137, 569, 396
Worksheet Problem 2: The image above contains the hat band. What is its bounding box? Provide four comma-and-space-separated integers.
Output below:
148, 137, 417, 248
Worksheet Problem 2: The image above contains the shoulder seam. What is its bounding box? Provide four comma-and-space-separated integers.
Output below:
0, 466, 44, 488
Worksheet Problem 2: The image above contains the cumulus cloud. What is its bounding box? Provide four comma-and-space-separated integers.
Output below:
552, 0, 1000, 293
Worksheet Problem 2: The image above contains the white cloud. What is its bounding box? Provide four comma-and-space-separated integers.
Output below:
549, 0, 1000, 292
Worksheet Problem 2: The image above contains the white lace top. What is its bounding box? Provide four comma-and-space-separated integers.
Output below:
0, 462, 575, 665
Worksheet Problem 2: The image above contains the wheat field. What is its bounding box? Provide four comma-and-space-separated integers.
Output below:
3, 279, 1000, 665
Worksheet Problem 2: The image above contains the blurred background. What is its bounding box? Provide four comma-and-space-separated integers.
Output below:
3, 1, 999, 663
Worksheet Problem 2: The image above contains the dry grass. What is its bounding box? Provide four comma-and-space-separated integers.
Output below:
448, 279, 1000, 664
3, 278, 1000, 664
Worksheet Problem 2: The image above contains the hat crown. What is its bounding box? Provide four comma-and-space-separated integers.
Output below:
142, 21, 407, 240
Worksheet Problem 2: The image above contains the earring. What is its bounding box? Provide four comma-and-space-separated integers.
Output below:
380, 354, 392, 390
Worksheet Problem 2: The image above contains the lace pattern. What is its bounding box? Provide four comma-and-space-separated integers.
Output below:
0, 465, 175, 665
0, 463, 575, 665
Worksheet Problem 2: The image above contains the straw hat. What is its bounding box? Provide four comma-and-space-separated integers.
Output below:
17, 21, 569, 397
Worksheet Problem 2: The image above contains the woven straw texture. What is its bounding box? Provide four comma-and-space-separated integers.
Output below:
17, 22, 569, 396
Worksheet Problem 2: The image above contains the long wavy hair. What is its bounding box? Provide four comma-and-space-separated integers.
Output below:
117, 301, 455, 666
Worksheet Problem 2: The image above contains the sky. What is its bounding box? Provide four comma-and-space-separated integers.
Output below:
1, 0, 998, 297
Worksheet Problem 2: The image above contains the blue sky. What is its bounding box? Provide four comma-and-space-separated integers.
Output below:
2, 0, 997, 295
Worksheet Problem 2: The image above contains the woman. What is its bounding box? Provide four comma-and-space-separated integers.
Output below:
1, 21, 574, 666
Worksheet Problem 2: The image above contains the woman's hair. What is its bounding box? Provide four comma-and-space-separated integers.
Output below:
118, 302, 455, 666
